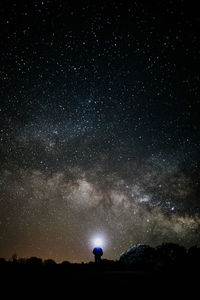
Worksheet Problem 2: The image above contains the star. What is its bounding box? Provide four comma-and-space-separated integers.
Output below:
0, 0, 199, 263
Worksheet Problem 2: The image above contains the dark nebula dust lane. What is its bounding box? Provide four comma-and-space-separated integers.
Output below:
0, 0, 200, 262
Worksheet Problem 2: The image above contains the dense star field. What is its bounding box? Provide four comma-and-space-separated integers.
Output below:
0, 0, 200, 263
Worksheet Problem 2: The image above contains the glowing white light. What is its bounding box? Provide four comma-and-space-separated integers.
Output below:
90, 232, 107, 249
93, 237, 103, 247
90, 235, 105, 248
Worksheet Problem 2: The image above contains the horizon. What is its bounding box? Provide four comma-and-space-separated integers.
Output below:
1, 241, 199, 264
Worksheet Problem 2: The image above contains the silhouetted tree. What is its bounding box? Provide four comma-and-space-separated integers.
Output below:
11, 253, 18, 263
44, 259, 56, 266
26, 257, 43, 266
61, 260, 71, 266
187, 245, 200, 269
155, 243, 186, 270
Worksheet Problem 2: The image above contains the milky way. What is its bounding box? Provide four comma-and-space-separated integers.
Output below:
0, 0, 200, 262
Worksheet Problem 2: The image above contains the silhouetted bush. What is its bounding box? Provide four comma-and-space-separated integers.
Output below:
17, 258, 27, 264
26, 257, 43, 266
44, 259, 56, 266
61, 260, 71, 266
0, 258, 7, 265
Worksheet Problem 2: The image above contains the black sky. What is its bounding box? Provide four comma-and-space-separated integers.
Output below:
0, 0, 200, 262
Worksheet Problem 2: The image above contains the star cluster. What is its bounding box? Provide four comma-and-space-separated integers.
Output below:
0, 0, 200, 262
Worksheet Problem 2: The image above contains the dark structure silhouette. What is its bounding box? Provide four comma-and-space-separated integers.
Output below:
93, 247, 103, 263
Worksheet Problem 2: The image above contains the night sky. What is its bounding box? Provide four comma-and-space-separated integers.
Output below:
0, 0, 200, 263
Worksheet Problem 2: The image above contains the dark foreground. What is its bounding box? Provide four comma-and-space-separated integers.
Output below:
0, 261, 199, 297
